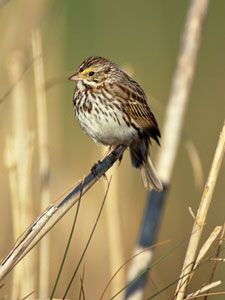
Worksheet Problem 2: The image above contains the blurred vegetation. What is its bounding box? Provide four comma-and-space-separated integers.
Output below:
0, 0, 224, 299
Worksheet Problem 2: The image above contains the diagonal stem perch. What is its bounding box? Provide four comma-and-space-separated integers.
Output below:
175, 121, 225, 300
0, 145, 126, 281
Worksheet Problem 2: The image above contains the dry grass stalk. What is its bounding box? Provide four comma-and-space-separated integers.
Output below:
181, 226, 223, 291
185, 292, 225, 299
102, 147, 125, 299
127, 0, 209, 297
202, 223, 225, 300
185, 280, 221, 299
156, 0, 209, 183
0, 145, 126, 281
185, 140, 204, 189
4, 137, 21, 299
175, 121, 225, 300
32, 29, 51, 298
194, 226, 222, 269
5, 52, 35, 299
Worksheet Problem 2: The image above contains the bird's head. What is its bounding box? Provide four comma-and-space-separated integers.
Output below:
69, 56, 118, 87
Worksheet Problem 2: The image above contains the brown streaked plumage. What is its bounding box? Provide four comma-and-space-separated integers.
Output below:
69, 56, 163, 191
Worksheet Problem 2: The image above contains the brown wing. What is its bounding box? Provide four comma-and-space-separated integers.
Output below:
127, 99, 161, 144
113, 78, 161, 144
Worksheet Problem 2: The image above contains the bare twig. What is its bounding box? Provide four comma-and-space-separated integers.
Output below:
175, 121, 225, 299
0, 145, 126, 281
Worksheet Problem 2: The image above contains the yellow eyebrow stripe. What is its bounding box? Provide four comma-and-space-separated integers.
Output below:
81, 67, 95, 75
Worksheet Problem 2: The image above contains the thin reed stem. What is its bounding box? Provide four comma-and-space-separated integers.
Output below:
32, 28, 51, 299
101, 146, 125, 299
126, 0, 209, 298
5, 52, 35, 299
156, 0, 209, 183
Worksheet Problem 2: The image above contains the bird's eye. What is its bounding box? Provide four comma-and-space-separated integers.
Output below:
88, 71, 95, 76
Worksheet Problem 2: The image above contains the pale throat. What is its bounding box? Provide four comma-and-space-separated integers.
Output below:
77, 81, 86, 91
77, 79, 103, 91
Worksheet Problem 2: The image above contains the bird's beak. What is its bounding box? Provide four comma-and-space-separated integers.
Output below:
68, 71, 80, 81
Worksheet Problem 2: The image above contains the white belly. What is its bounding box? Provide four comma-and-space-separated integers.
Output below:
75, 95, 138, 145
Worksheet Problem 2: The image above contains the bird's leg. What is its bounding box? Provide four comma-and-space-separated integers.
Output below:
101, 145, 117, 160
91, 145, 123, 178
107, 145, 124, 164
91, 146, 114, 178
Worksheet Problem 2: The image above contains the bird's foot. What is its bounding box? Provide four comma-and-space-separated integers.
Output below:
109, 145, 124, 165
91, 160, 101, 177
101, 145, 117, 160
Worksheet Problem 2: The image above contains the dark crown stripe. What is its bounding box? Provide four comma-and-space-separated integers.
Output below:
80, 56, 110, 71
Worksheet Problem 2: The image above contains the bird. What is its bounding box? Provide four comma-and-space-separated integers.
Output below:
69, 56, 163, 191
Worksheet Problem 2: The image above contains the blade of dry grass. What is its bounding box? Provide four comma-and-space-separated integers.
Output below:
185, 140, 204, 189
194, 226, 222, 269
185, 281, 221, 299
175, 121, 225, 300
78, 266, 86, 300
145, 228, 225, 300
79, 275, 86, 300
0, 59, 34, 104
185, 291, 225, 299
100, 241, 169, 300
21, 290, 35, 300
50, 180, 83, 299
203, 223, 225, 300
62, 177, 112, 299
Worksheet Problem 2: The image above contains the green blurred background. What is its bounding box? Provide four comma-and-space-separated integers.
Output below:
0, 0, 224, 299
